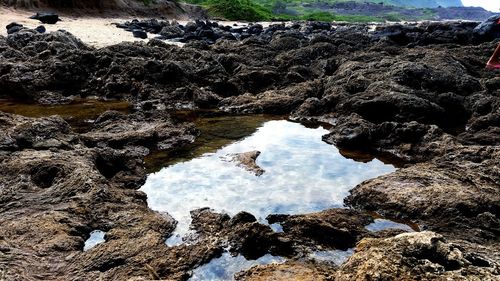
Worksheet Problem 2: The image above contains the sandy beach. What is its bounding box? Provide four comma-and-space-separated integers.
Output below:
0, 7, 285, 48
0, 7, 152, 47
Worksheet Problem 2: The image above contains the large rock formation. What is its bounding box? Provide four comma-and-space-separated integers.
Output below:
0, 19, 498, 280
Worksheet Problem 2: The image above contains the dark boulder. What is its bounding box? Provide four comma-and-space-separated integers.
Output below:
132, 29, 147, 39
29, 12, 60, 24
247, 24, 263, 35
159, 25, 184, 39
35, 25, 46, 34
473, 14, 500, 41
7, 25, 23, 34
6, 22, 22, 30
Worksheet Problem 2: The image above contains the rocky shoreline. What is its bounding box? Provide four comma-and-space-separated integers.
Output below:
0, 18, 499, 280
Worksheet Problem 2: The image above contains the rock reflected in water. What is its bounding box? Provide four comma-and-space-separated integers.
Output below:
83, 230, 106, 251
141, 120, 396, 240
190, 252, 285, 281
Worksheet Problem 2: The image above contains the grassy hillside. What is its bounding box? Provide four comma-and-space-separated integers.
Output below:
183, 0, 492, 22
185, 0, 384, 21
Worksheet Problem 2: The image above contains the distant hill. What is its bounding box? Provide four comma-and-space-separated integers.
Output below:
298, 1, 492, 21
388, 0, 463, 8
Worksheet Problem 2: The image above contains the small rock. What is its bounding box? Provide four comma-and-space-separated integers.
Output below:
7, 25, 23, 34
6, 22, 22, 30
35, 25, 46, 34
224, 150, 265, 176
159, 25, 184, 39
132, 29, 147, 39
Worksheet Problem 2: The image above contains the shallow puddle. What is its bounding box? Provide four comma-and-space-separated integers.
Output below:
308, 249, 354, 265
0, 99, 130, 132
141, 119, 396, 243
365, 218, 417, 232
144, 113, 277, 172
83, 230, 106, 251
190, 253, 285, 281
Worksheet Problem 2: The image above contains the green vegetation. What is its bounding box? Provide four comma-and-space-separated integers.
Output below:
204, 0, 272, 21
181, 0, 459, 22
183, 0, 383, 22
299, 11, 379, 22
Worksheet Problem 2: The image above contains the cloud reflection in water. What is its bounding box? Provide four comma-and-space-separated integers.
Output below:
141, 120, 395, 240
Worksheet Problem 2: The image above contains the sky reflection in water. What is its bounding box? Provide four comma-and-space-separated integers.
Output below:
141, 120, 395, 239
190, 253, 285, 281
83, 230, 106, 251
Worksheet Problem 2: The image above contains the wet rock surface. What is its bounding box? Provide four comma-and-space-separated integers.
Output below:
0, 19, 499, 280
224, 150, 265, 176
235, 261, 337, 281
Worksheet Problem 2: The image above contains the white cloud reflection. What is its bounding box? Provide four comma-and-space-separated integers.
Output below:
141, 120, 395, 239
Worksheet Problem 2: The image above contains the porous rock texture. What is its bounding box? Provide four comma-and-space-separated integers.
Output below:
0, 20, 499, 280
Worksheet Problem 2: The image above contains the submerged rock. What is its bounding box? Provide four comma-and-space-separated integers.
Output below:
224, 150, 265, 176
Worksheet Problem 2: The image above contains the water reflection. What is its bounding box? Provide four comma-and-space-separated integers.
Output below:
308, 249, 354, 265
141, 120, 395, 240
144, 114, 276, 172
190, 252, 285, 281
365, 219, 416, 232
0, 99, 130, 132
83, 230, 106, 251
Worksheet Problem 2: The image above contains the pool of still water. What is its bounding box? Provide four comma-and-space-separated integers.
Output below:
0, 99, 130, 132
141, 119, 396, 244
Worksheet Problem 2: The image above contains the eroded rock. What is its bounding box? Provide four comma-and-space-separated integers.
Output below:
336, 232, 499, 280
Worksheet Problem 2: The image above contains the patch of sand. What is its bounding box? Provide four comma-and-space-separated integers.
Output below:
0, 7, 152, 47
0, 7, 286, 48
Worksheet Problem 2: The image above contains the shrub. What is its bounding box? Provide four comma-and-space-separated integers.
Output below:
205, 0, 273, 21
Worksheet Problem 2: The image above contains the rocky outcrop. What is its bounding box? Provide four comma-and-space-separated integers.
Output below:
346, 147, 500, 244
81, 110, 198, 151
335, 232, 499, 281
267, 209, 374, 251
0, 19, 499, 280
235, 261, 337, 281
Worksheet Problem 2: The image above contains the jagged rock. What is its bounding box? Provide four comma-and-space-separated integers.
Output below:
0, 20, 499, 280
159, 25, 184, 39
81, 111, 198, 150
6, 22, 23, 34
235, 261, 336, 281
267, 209, 374, 250
346, 148, 500, 243
473, 14, 500, 41
335, 232, 499, 280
